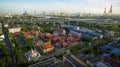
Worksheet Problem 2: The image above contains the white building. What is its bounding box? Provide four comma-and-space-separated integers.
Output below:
4, 24, 9, 27
9, 27, 21, 33
53, 29, 66, 35
0, 35, 4, 41
24, 49, 41, 62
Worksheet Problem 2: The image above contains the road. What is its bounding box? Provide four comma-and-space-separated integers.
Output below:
1, 22, 16, 67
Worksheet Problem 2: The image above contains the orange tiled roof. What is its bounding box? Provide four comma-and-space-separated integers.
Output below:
23, 32, 31, 37
45, 33, 52, 38
41, 32, 52, 38
59, 41, 68, 47
43, 42, 53, 50
31, 30, 36, 35
62, 42, 68, 47
52, 35, 61, 41
69, 37, 77, 43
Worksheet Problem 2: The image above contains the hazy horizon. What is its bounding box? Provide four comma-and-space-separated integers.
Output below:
0, 0, 120, 15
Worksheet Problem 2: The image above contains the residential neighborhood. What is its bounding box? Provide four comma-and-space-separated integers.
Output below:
0, 0, 120, 67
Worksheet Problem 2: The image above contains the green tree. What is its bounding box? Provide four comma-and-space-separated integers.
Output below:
106, 48, 111, 53
25, 38, 34, 49
118, 40, 120, 44
111, 53, 119, 60
0, 58, 6, 67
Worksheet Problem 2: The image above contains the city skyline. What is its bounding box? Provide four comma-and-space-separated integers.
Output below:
0, 0, 120, 15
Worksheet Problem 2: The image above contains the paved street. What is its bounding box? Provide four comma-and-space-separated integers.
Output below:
1, 22, 16, 67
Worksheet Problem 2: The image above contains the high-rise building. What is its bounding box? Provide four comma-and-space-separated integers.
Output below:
34, 11, 36, 16
23, 11, 28, 16
61, 12, 66, 17
103, 5, 113, 16
43, 11, 45, 16
108, 5, 112, 16
50, 12, 55, 16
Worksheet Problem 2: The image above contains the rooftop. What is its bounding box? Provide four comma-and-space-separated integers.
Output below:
102, 56, 120, 67
28, 58, 59, 67
42, 42, 54, 50
64, 54, 89, 67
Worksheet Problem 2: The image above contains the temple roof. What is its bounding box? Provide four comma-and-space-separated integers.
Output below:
42, 42, 53, 50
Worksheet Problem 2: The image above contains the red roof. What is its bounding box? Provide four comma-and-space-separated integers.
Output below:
68, 37, 77, 43
31, 30, 36, 35
34, 45, 39, 48
45, 33, 52, 38
102, 56, 120, 67
42, 32, 52, 38
51, 35, 61, 41
14, 32, 20, 35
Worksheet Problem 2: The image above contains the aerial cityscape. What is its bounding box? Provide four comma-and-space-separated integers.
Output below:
0, 0, 120, 67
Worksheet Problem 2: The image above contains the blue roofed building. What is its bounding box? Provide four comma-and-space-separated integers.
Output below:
67, 25, 101, 40
110, 48, 120, 55
100, 44, 120, 56
100, 44, 114, 51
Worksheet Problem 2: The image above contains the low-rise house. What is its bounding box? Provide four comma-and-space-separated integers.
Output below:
31, 30, 37, 35
4, 23, 9, 27
23, 31, 39, 38
23, 31, 34, 38
63, 51, 102, 67
13, 32, 20, 35
57, 40, 68, 48
109, 31, 115, 36
28, 58, 60, 67
53, 29, 66, 35
63, 54, 89, 67
68, 37, 78, 43
113, 37, 120, 43
105, 30, 115, 37
34, 39, 43, 48
41, 32, 52, 38
36, 39, 43, 46
100, 44, 120, 55
23, 31, 31, 37
102, 56, 120, 67
41, 42, 54, 53
68, 26, 103, 39
51, 35, 61, 42
95, 61, 112, 67
8, 27, 21, 33
0, 35, 4, 41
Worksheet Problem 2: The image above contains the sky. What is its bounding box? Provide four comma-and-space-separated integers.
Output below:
0, 0, 120, 14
